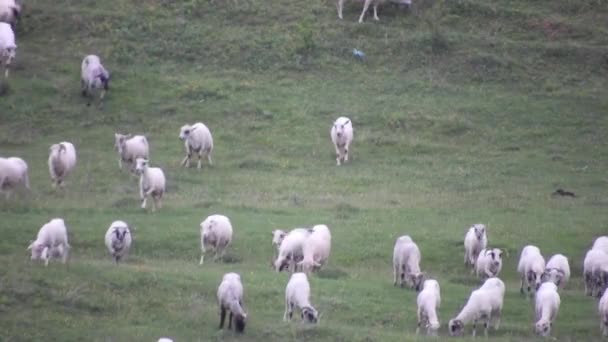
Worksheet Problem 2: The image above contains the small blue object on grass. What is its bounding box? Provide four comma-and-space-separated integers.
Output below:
352, 48, 366, 61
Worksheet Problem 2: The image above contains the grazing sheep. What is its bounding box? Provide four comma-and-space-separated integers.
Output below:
0, 156, 29, 199
542, 254, 570, 289
274, 228, 311, 272
179, 122, 213, 169
464, 224, 488, 269
81, 55, 110, 106
114, 133, 149, 171
337, 0, 412, 23
27, 218, 70, 266
0, 0, 21, 28
330, 116, 353, 166
517, 245, 545, 297
200, 214, 233, 265
448, 277, 505, 337
0, 22, 15, 78
284, 272, 319, 324
104, 220, 132, 264
583, 249, 608, 296
598, 288, 608, 336
593, 236, 608, 254
297, 224, 332, 273
217, 272, 247, 333
416, 279, 441, 335
535, 282, 560, 337
48, 142, 77, 188
393, 235, 425, 291
134, 158, 165, 212
475, 248, 504, 279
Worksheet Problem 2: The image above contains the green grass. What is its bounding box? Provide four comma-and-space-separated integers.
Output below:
1, 0, 608, 340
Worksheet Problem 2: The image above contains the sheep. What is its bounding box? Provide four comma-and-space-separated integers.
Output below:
0, 0, 21, 28
583, 249, 608, 296
330, 116, 353, 166
598, 288, 608, 336
592, 236, 608, 254
297, 224, 332, 273
157, 339, 173, 342
179, 122, 213, 169
104, 220, 132, 264
475, 248, 504, 279
392, 235, 425, 291
200, 214, 233, 265
274, 228, 311, 272
534, 282, 560, 337
283, 272, 319, 324
48, 142, 77, 189
0, 22, 15, 78
541, 254, 570, 289
517, 245, 545, 297
0, 156, 29, 199
113, 133, 149, 171
464, 224, 487, 269
592, 257, 608, 298
27, 218, 70, 266
416, 279, 441, 336
217, 272, 247, 333
81, 55, 110, 106
337, 0, 412, 23
134, 158, 165, 212
448, 277, 505, 337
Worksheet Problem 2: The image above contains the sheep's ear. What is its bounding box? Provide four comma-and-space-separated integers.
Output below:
26, 241, 34, 250
344, 119, 350, 125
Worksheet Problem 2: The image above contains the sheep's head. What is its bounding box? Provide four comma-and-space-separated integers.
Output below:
234, 312, 247, 333
487, 249, 503, 271
271, 229, 287, 247
427, 321, 440, 334
100, 73, 110, 91
301, 306, 319, 324
535, 320, 552, 337
27, 241, 46, 260
473, 224, 486, 240
113, 226, 129, 242
527, 270, 542, 290
448, 319, 464, 336
134, 158, 149, 175
542, 268, 564, 287
114, 133, 130, 152
275, 254, 290, 272
333, 119, 350, 139
179, 124, 195, 140
5, 45, 16, 61
410, 272, 425, 292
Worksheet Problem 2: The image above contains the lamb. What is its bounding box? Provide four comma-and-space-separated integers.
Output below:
542, 254, 570, 289
592, 236, 608, 254
113, 133, 149, 171
0, 156, 29, 199
392, 235, 425, 291
475, 248, 504, 279
448, 277, 505, 337
416, 279, 441, 335
217, 272, 247, 333
583, 249, 608, 296
283, 272, 319, 324
81, 55, 110, 106
27, 218, 70, 266
104, 220, 132, 264
134, 158, 165, 212
330, 116, 353, 166
337, 0, 412, 23
0, 22, 16, 78
179, 122, 213, 169
534, 282, 560, 337
0, 0, 21, 28
464, 224, 487, 269
297, 224, 332, 273
517, 245, 545, 297
48, 142, 77, 188
274, 228, 311, 272
200, 214, 233, 265
598, 288, 608, 336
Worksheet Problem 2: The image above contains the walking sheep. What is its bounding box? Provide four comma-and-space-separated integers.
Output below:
517, 245, 545, 297
179, 122, 213, 169
114, 133, 149, 171
104, 220, 132, 264
81, 55, 110, 106
416, 279, 441, 335
200, 214, 233, 265
393, 235, 425, 291
297, 224, 332, 273
274, 228, 311, 273
48, 142, 77, 189
584, 249, 608, 297
475, 248, 504, 279
27, 218, 70, 266
535, 282, 560, 337
0, 22, 15, 78
0, 156, 29, 199
134, 158, 165, 212
542, 254, 570, 289
464, 224, 487, 269
217, 272, 247, 333
330, 116, 353, 166
284, 272, 319, 324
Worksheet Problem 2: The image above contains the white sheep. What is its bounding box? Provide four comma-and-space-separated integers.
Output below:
337, 0, 412, 23
598, 288, 608, 336
517, 245, 545, 297
0, 156, 29, 199
542, 254, 570, 289
297, 224, 332, 273
284, 272, 319, 324
134, 158, 165, 212
330, 116, 353, 166
475, 248, 504, 279
393, 235, 425, 291
217, 272, 247, 333
48, 141, 77, 188
113, 133, 149, 171
464, 224, 488, 269
104, 220, 132, 264
157, 339, 173, 342
200, 214, 233, 265
179, 122, 213, 169
583, 249, 608, 296
27, 218, 70, 266
448, 277, 505, 337
81, 54, 110, 106
274, 228, 311, 272
0, 22, 15, 78
592, 236, 608, 254
416, 279, 441, 335
534, 282, 560, 337
0, 0, 21, 28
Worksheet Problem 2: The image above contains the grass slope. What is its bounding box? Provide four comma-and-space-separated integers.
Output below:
1, 0, 608, 341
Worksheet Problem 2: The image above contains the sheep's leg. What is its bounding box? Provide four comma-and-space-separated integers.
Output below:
483, 317, 489, 338
471, 319, 477, 337
337, 0, 344, 19
228, 311, 233, 330
358, 0, 372, 23
373, 3, 380, 21
141, 195, 147, 210
197, 151, 203, 169
199, 248, 205, 265
393, 264, 398, 286
181, 154, 190, 167
335, 145, 342, 166
344, 142, 350, 162
283, 299, 291, 321
415, 308, 422, 334
219, 307, 226, 329
81, 79, 88, 97
520, 275, 525, 295
493, 310, 501, 330
207, 151, 213, 166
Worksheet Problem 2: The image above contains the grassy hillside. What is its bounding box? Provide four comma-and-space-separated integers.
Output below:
1, 0, 608, 341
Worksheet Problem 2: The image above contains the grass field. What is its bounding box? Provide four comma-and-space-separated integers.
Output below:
1, 0, 608, 341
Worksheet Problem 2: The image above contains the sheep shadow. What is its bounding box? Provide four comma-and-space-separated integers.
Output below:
315, 267, 349, 280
